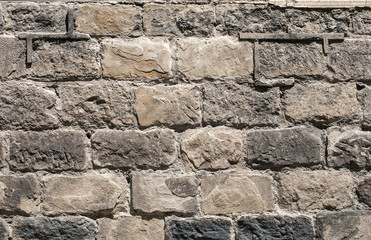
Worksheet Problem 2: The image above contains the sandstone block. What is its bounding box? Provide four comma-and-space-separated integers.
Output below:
353, 10, 371, 35
0, 37, 25, 79
76, 5, 142, 37
166, 218, 232, 240
359, 86, 371, 129
43, 174, 126, 216
57, 81, 137, 130
177, 37, 253, 81
203, 83, 281, 127
237, 215, 314, 240
0, 220, 8, 240
9, 131, 89, 171
357, 178, 371, 207
12, 216, 96, 240
92, 129, 177, 169
247, 127, 324, 169
277, 170, 354, 211
0, 174, 40, 215
283, 83, 358, 126
0, 133, 7, 167
200, 173, 274, 214
316, 211, 371, 240
135, 85, 202, 129
181, 127, 245, 170
327, 40, 371, 81
98, 216, 164, 240
0, 82, 58, 130
132, 172, 198, 214
102, 38, 172, 80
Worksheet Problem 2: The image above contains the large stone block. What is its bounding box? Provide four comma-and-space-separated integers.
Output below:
353, 10, 371, 35
283, 83, 358, 126
135, 85, 202, 129
358, 85, 371, 129
102, 38, 172, 80
166, 218, 232, 240
0, 174, 40, 215
176, 37, 253, 81
42, 173, 126, 216
76, 5, 142, 37
203, 83, 281, 127
12, 216, 96, 240
92, 129, 177, 169
316, 211, 371, 240
0, 37, 25, 79
247, 127, 324, 169
237, 215, 314, 240
357, 178, 371, 207
277, 170, 354, 211
131, 172, 198, 215
9, 131, 89, 171
0, 82, 58, 130
98, 217, 164, 240
181, 127, 245, 170
200, 173, 274, 214
57, 81, 137, 130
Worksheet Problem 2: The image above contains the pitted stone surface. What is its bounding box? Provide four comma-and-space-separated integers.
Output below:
357, 178, 371, 207
358, 86, 371, 130
0, 133, 7, 167
353, 10, 371, 35
0, 37, 25, 80
0, 220, 8, 240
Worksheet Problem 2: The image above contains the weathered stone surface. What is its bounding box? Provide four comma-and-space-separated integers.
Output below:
166, 218, 232, 240
359, 86, 371, 129
144, 4, 216, 36
0, 37, 25, 79
353, 10, 371, 35
29, 40, 101, 80
247, 127, 324, 169
0, 174, 40, 215
43, 174, 126, 216
92, 129, 177, 169
12, 216, 96, 240
135, 85, 202, 129
181, 127, 244, 170
203, 83, 281, 128
102, 38, 172, 80
98, 216, 164, 240
0, 133, 7, 167
200, 173, 273, 214
132, 172, 197, 214
57, 81, 137, 130
0, 220, 8, 240
9, 131, 89, 171
4, 3, 66, 32
76, 5, 142, 37
270, 0, 371, 8
283, 83, 358, 126
237, 215, 314, 240
177, 37, 253, 81
316, 211, 371, 240
0, 5, 4, 32
357, 178, 371, 207
327, 40, 371, 81
0, 82, 58, 130
277, 170, 354, 211
259, 42, 326, 79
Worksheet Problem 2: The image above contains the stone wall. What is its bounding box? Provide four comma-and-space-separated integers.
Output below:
0, 0, 371, 239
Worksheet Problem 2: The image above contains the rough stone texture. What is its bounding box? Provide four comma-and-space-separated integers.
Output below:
328, 129, 371, 170
9, 131, 89, 171
277, 170, 354, 211
43, 174, 126, 216
200, 173, 274, 214
357, 178, 371, 207
132, 172, 198, 215
102, 38, 172, 81
246, 127, 324, 169
144, 4, 216, 36
57, 81, 137, 130
283, 83, 358, 126
259, 42, 326, 79
12, 216, 96, 240
92, 129, 177, 169
0, 174, 40, 215
270, 0, 371, 8
98, 217, 164, 240
359, 86, 371, 129
0, 37, 25, 80
203, 83, 281, 128
177, 37, 253, 81
0, 220, 8, 240
316, 211, 371, 240
237, 215, 314, 240
76, 5, 142, 37
0, 5, 4, 32
0, 133, 7, 167
166, 218, 232, 240
0, 82, 58, 130
181, 127, 245, 171
327, 40, 371, 81
353, 10, 371, 35
135, 85, 202, 129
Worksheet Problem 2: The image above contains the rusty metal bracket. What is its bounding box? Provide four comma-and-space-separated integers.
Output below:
18, 9, 90, 64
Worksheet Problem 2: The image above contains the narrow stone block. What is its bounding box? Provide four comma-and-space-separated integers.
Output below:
0, 37, 25, 80
358, 85, 371, 129
0, 133, 7, 167
0, 220, 8, 240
